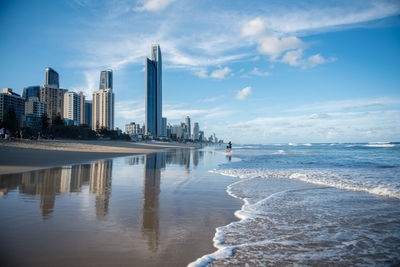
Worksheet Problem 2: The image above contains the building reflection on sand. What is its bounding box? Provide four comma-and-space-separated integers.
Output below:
0, 160, 113, 218
0, 149, 206, 252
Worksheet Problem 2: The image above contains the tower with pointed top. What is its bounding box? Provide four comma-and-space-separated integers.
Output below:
145, 44, 162, 137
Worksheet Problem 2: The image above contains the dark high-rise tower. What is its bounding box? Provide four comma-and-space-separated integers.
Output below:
145, 44, 162, 137
99, 70, 113, 90
45, 67, 59, 88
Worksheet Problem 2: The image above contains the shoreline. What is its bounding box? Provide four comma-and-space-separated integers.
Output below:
0, 139, 200, 175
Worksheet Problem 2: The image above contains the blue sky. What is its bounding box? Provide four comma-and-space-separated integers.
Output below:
0, 0, 399, 143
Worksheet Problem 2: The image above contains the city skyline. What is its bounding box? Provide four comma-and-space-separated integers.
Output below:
0, 0, 399, 143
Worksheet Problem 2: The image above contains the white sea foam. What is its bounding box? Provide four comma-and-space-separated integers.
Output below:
189, 144, 400, 266
212, 168, 400, 199
364, 144, 396, 147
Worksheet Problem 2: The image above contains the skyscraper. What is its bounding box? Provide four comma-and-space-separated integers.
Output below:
63, 92, 83, 126
145, 44, 162, 137
93, 69, 114, 130
99, 70, 113, 90
185, 116, 191, 138
193, 122, 199, 140
45, 67, 59, 88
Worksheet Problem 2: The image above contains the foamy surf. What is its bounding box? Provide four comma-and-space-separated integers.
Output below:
189, 143, 400, 266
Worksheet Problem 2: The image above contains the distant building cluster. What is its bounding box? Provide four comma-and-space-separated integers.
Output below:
0, 43, 223, 143
0, 67, 114, 131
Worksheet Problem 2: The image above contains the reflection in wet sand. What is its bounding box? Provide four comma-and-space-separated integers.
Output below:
0, 161, 113, 218
142, 153, 165, 252
90, 160, 113, 218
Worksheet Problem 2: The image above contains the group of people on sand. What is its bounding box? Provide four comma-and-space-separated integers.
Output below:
0, 127, 24, 141
0, 127, 23, 141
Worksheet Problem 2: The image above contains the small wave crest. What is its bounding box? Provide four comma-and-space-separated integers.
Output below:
211, 168, 400, 199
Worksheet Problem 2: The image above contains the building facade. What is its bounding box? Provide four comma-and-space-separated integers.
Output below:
40, 86, 67, 122
145, 44, 162, 137
22, 86, 41, 101
84, 100, 92, 128
92, 88, 114, 130
63, 92, 83, 126
0, 88, 25, 127
99, 70, 113, 90
185, 116, 191, 138
192, 122, 199, 140
45, 67, 59, 88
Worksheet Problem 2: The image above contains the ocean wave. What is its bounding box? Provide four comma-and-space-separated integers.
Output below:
210, 168, 400, 199
364, 144, 396, 148
190, 168, 400, 266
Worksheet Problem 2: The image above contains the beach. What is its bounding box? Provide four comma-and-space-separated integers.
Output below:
0, 145, 242, 267
0, 139, 198, 174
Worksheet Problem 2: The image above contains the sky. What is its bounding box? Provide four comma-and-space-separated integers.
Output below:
0, 0, 399, 144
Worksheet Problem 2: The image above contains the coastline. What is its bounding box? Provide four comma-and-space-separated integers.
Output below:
0, 139, 199, 174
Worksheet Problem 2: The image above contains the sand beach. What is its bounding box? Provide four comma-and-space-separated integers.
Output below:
0, 139, 198, 174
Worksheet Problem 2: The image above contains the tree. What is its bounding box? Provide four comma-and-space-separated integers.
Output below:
41, 113, 49, 132
52, 113, 64, 126
3, 107, 17, 132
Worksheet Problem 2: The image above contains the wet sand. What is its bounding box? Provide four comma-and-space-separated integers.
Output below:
0, 139, 198, 174
0, 149, 241, 267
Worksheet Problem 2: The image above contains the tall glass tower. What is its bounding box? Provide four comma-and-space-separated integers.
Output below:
99, 70, 113, 90
45, 67, 59, 88
145, 44, 162, 137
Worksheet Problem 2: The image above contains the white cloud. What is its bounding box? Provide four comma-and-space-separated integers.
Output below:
210, 67, 232, 79
250, 67, 271, 77
307, 54, 328, 67
281, 49, 304, 66
228, 110, 400, 143
281, 49, 333, 68
236, 86, 252, 100
241, 17, 266, 37
195, 69, 208, 78
136, 0, 175, 12
257, 36, 304, 60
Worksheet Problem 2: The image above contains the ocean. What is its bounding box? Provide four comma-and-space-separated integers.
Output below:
191, 142, 400, 266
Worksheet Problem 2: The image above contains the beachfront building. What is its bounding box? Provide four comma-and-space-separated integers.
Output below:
45, 67, 59, 88
22, 86, 41, 101
40, 85, 67, 122
92, 70, 114, 131
192, 122, 199, 141
92, 89, 114, 130
25, 96, 46, 128
84, 100, 92, 128
0, 88, 25, 127
145, 44, 162, 137
40, 67, 67, 123
63, 91, 84, 126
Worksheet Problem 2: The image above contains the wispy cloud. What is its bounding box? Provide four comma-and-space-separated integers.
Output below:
285, 97, 400, 113
236, 86, 252, 100
250, 67, 271, 76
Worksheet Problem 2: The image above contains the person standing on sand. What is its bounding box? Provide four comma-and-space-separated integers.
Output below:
0, 127, 4, 139
5, 129, 9, 140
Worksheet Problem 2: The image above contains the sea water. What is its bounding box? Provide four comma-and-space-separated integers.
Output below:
190, 143, 400, 266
